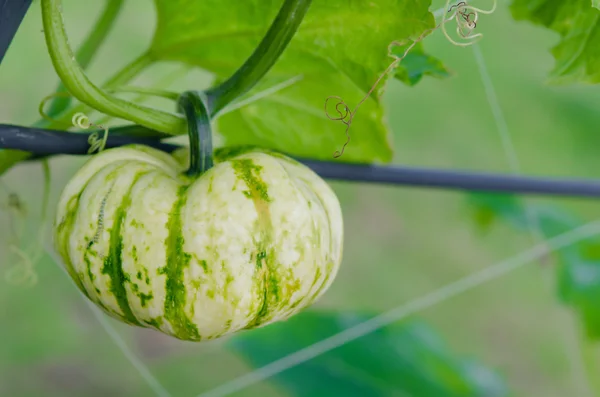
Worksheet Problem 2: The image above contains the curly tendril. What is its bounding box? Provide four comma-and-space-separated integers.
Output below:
37, 91, 72, 124
71, 112, 110, 154
327, 0, 496, 158
442, 0, 497, 46
38, 93, 110, 154
324, 96, 352, 158
38, 84, 183, 155
325, 27, 436, 158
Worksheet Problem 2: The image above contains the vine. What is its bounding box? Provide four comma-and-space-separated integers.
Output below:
3, 0, 600, 200
327, 0, 497, 158
38, 94, 111, 154
72, 113, 110, 154
40, 0, 185, 135
178, 91, 214, 177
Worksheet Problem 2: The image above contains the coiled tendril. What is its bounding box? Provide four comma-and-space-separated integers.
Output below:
38, 93, 110, 154
37, 83, 182, 154
442, 0, 497, 47
327, 0, 497, 158
72, 112, 109, 154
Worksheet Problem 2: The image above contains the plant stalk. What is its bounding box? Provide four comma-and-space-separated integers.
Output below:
0, 3, 152, 177
177, 91, 214, 177
47, 0, 124, 116
40, 0, 185, 134
41, 52, 155, 129
206, 0, 313, 115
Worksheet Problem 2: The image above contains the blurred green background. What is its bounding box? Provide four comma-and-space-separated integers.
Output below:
2, 0, 600, 396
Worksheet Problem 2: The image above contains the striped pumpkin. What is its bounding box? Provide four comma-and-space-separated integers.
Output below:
54, 145, 343, 341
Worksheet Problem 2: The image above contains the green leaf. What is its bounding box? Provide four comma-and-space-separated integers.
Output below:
510, 0, 600, 84
558, 254, 600, 338
149, 0, 436, 163
0, 150, 32, 176
466, 193, 600, 337
393, 42, 451, 86
465, 193, 529, 231
229, 310, 508, 397
594, 1, 600, 11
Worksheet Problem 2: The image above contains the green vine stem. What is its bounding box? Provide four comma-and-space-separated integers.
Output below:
46, 0, 124, 116
40, 0, 185, 135
5, 0, 311, 176
41, 53, 154, 129
0, 0, 137, 177
93, 65, 193, 126
178, 91, 213, 177
1, 54, 173, 176
206, 0, 313, 115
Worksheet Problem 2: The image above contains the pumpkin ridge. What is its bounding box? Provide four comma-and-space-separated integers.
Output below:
56, 193, 90, 298
101, 171, 149, 326
232, 158, 280, 329
163, 184, 201, 340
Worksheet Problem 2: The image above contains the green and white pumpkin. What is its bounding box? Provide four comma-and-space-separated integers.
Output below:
53, 145, 343, 341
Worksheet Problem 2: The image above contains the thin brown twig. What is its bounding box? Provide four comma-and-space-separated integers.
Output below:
326, 0, 495, 158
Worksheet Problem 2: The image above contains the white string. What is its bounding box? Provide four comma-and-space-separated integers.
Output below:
472, 37, 591, 396
195, 220, 600, 397
472, 45, 522, 173
471, 44, 543, 241
45, 247, 172, 397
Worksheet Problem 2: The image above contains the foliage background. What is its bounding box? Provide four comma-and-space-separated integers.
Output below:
2, 0, 600, 396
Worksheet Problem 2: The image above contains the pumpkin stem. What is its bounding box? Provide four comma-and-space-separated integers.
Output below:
177, 91, 214, 177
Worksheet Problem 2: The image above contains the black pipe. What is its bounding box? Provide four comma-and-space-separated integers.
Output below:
0, 123, 177, 154
0, 0, 33, 65
6, 122, 600, 199
301, 159, 600, 198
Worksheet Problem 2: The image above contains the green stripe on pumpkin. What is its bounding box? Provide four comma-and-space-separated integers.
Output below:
232, 159, 281, 329
55, 194, 90, 298
162, 184, 201, 341
101, 172, 148, 326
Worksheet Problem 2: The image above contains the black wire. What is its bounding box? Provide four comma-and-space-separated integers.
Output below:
300, 159, 600, 198
5, 123, 600, 199
0, 123, 178, 154
0, 0, 32, 65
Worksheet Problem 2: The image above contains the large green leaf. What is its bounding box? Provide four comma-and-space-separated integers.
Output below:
229, 310, 508, 397
149, 0, 437, 163
466, 193, 600, 337
510, 0, 600, 84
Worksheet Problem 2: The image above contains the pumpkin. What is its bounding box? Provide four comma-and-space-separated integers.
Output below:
53, 144, 343, 341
